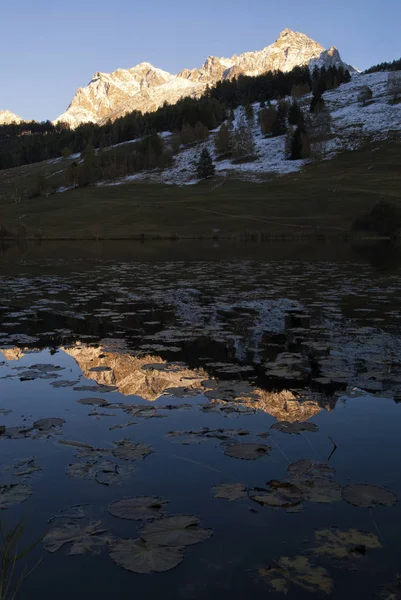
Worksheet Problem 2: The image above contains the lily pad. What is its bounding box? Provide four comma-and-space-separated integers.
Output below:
342, 484, 398, 508
224, 443, 271, 460
0, 483, 33, 508
139, 515, 212, 547
66, 460, 133, 485
168, 428, 249, 443
13, 457, 41, 477
213, 483, 247, 502
66, 460, 115, 480
51, 380, 79, 388
249, 481, 304, 510
109, 538, 184, 574
78, 397, 110, 407
313, 528, 382, 560
112, 439, 153, 461
73, 385, 117, 393
3, 426, 34, 439
287, 459, 342, 504
270, 421, 319, 434
33, 418, 65, 430
108, 496, 168, 521
43, 521, 111, 554
259, 555, 333, 595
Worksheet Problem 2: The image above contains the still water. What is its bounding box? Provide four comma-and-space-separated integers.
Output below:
1, 241, 401, 600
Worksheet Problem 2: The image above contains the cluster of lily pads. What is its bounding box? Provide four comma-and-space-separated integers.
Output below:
42, 500, 212, 574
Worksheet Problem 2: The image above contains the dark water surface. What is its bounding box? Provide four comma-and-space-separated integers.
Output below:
1, 241, 401, 600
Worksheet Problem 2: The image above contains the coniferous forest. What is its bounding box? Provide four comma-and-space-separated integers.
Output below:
0, 65, 351, 172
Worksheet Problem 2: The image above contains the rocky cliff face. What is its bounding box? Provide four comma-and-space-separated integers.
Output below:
62, 345, 207, 401
56, 28, 355, 127
0, 110, 22, 125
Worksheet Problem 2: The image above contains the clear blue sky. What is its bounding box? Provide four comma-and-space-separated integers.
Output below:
1, 0, 400, 122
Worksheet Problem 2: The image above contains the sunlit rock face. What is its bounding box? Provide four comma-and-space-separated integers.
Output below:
62, 344, 207, 401
0, 110, 22, 125
56, 29, 355, 127
0, 348, 26, 361
251, 389, 322, 421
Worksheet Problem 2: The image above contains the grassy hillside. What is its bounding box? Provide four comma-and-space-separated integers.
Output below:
1, 140, 401, 239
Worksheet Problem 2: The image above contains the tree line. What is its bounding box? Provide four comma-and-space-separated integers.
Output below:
364, 58, 401, 74
0, 64, 351, 172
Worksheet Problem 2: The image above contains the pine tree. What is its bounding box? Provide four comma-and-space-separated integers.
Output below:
271, 101, 288, 137
290, 127, 303, 160
180, 124, 195, 145
344, 70, 352, 83
196, 148, 215, 179
358, 86, 373, 106
194, 121, 209, 141
244, 103, 254, 123
214, 123, 233, 156
232, 117, 256, 160
259, 107, 277, 136
310, 92, 325, 113
288, 101, 304, 127
79, 143, 99, 185
289, 127, 311, 160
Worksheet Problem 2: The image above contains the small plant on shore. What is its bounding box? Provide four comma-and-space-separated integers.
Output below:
0, 515, 42, 600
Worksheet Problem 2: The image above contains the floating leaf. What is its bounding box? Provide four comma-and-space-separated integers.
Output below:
213, 483, 247, 502
3, 426, 34, 439
168, 428, 249, 443
313, 528, 382, 560
51, 380, 79, 388
224, 443, 271, 460
33, 418, 65, 430
65, 460, 132, 485
109, 421, 137, 431
78, 397, 110, 407
259, 555, 333, 595
249, 481, 304, 510
43, 521, 110, 554
0, 484, 32, 508
112, 439, 153, 461
109, 538, 184, 573
73, 385, 117, 393
270, 422, 319, 434
49, 504, 88, 522
342, 484, 398, 508
139, 515, 212, 547
287, 459, 341, 504
59, 440, 93, 450
108, 496, 168, 521
13, 457, 41, 477
126, 406, 162, 419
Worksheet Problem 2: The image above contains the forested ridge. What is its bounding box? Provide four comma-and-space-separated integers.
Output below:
0, 64, 350, 172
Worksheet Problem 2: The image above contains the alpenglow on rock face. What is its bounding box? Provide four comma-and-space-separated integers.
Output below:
56, 29, 355, 127
0, 110, 23, 125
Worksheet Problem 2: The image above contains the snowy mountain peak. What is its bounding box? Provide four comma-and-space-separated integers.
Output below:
0, 110, 23, 125
56, 29, 356, 128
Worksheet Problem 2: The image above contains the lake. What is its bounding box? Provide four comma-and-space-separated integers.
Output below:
1, 240, 401, 600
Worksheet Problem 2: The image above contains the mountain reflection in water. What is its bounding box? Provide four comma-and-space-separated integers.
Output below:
1, 247, 401, 600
